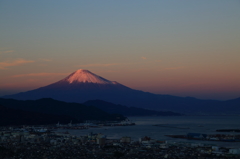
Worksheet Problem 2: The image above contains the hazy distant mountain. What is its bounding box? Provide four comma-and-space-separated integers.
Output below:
3, 69, 240, 114
0, 98, 125, 121
0, 104, 79, 126
84, 100, 181, 116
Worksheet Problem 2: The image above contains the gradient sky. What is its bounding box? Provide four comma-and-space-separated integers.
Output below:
0, 0, 240, 100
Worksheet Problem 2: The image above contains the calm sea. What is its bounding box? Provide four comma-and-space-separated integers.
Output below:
64, 116, 240, 148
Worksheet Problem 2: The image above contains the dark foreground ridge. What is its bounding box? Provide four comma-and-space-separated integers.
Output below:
0, 105, 79, 126
0, 98, 126, 124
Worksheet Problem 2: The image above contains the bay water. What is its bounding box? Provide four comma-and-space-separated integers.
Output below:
65, 115, 240, 148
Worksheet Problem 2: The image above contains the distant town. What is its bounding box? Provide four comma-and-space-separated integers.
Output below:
1, 123, 240, 159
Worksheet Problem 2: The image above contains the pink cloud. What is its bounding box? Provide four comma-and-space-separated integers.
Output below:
12, 72, 69, 78
0, 59, 34, 69
0, 50, 14, 54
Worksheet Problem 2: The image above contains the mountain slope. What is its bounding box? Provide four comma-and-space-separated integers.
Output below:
3, 69, 131, 102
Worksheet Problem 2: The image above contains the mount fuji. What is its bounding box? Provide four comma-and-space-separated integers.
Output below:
3, 69, 240, 114
3, 69, 134, 103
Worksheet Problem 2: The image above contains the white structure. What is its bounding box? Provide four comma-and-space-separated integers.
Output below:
120, 136, 131, 143
159, 144, 169, 149
212, 146, 219, 151
229, 148, 240, 154
96, 138, 106, 145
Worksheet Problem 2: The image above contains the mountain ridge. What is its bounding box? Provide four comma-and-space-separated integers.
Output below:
2, 69, 240, 115
0, 98, 126, 122
0, 104, 79, 126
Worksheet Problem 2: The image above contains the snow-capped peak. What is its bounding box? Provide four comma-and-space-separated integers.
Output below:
62, 69, 115, 84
